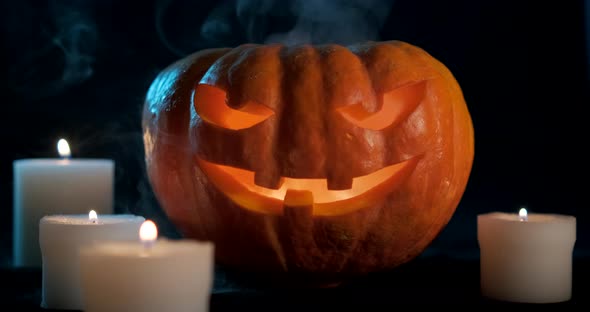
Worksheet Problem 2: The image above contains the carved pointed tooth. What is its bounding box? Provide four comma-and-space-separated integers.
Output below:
254, 171, 283, 189
327, 174, 353, 190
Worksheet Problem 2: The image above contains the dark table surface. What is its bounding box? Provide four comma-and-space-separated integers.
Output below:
1, 254, 588, 310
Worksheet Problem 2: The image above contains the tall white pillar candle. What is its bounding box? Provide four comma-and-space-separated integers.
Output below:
13, 139, 114, 267
40, 213, 144, 310
478, 209, 576, 303
80, 221, 214, 312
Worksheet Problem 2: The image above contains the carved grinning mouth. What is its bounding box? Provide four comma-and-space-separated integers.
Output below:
197, 156, 420, 216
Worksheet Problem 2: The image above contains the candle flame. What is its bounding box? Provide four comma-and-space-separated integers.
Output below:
57, 139, 71, 158
89, 210, 98, 223
519, 207, 528, 222
140, 220, 158, 246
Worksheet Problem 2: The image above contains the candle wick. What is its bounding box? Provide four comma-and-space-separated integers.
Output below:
143, 240, 155, 250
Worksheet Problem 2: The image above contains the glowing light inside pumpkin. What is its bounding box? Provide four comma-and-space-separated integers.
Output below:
140, 220, 158, 248
198, 156, 419, 216
337, 81, 426, 130
194, 84, 275, 130
57, 139, 71, 158
88, 210, 98, 223
519, 208, 528, 222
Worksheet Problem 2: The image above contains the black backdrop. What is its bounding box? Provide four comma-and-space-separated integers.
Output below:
0, 0, 588, 266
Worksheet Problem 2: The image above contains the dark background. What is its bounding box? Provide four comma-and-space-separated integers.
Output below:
0, 0, 588, 268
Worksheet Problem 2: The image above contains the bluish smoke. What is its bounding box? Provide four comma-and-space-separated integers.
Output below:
3, 1, 97, 99
155, 0, 394, 57
262, 0, 394, 45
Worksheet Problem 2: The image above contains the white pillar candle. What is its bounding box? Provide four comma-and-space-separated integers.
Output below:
40, 212, 144, 310
80, 220, 214, 312
13, 139, 114, 267
478, 208, 576, 303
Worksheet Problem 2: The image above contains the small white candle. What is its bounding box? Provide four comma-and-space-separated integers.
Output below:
80, 220, 214, 312
478, 208, 576, 303
13, 139, 115, 267
40, 212, 144, 310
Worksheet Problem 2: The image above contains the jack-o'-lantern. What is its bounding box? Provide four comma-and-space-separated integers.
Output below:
142, 41, 474, 284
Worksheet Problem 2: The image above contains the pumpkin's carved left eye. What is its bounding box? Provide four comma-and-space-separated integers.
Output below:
194, 84, 274, 130
336, 81, 427, 131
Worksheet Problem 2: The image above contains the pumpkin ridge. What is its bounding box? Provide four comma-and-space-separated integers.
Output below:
275, 44, 290, 183
276, 45, 327, 178
276, 45, 324, 271
317, 44, 332, 188
264, 44, 289, 267
319, 44, 374, 271
317, 45, 346, 272
343, 42, 389, 272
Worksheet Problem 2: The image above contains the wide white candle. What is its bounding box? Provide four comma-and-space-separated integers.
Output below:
13, 139, 114, 267
478, 208, 576, 303
80, 221, 214, 312
40, 212, 144, 310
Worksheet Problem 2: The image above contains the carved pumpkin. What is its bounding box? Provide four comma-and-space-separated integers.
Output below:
143, 41, 474, 282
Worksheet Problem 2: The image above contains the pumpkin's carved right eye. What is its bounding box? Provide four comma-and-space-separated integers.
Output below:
194, 84, 274, 130
336, 81, 427, 131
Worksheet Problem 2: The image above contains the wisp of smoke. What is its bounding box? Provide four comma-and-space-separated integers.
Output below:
262, 0, 394, 45
4, 1, 97, 99
155, 0, 394, 57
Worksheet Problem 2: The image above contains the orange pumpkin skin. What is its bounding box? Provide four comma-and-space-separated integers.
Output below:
143, 41, 474, 280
